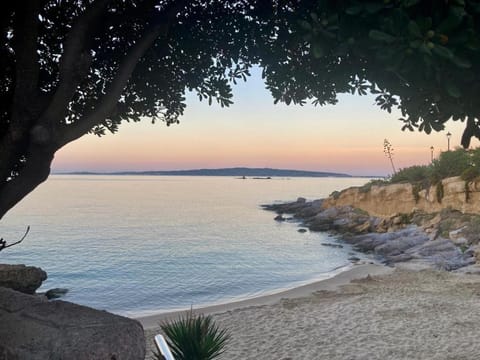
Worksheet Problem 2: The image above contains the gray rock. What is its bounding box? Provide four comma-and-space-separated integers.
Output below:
0, 287, 145, 360
321, 243, 343, 248
0, 264, 47, 294
297, 228, 308, 233
374, 234, 429, 257
45, 288, 69, 299
274, 214, 286, 221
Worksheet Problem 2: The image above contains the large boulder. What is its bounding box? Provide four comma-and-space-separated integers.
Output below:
0, 287, 145, 360
0, 264, 47, 294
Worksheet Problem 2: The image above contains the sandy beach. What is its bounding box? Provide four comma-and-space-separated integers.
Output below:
141, 263, 480, 359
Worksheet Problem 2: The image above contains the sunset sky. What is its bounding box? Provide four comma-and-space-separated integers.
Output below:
52, 67, 475, 177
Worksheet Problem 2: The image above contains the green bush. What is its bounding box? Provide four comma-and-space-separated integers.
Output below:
430, 148, 471, 181
460, 167, 480, 202
357, 147, 480, 196
390, 165, 431, 184
461, 167, 480, 183
470, 148, 480, 169
358, 179, 388, 193
157, 311, 230, 360
412, 183, 423, 203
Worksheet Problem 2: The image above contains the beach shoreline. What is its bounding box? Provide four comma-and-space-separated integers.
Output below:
137, 263, 392, 329
143, 264, 480, 359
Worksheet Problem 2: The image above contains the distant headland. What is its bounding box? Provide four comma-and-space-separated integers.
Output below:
56, 167, 355, 178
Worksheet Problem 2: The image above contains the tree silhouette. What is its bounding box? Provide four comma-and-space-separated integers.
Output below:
2, 0, 480, 220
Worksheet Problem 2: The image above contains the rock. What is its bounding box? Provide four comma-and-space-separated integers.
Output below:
374, 233, 429, 257
45, 288, 69, 299
297, 228, 307, 233
274, 214, 286, 221
392, 216, 403, 225
451, 236, 468, 245
0, 264, 47, 294
449, 227, 469, 245
296, 197, 306, 203
321, 243, 343, 248
348, 256, 361, 262
264, 199, 480, 271
0, 287, 145, 360
308, 223, 331, 232
353, 221, 370, 233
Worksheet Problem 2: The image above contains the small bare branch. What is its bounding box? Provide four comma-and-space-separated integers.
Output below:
0, 226, 30, 252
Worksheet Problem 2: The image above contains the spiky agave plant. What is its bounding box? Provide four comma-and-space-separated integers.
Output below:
158, 310, 230, 360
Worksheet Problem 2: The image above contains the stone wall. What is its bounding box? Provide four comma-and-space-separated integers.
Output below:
322, 176, 480, 217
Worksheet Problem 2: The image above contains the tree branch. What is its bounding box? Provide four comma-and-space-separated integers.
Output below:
0, 144, 54, 220
58, 22, 175, 146
12, 0, 40, 105
40, 0, 111, 128
0, 226, 30, 252
0, 1, 41, 187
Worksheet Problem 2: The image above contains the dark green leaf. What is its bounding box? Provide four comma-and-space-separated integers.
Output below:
445, 82, 462, 98
432, 45, 453, 59
437, 12, 464, 33
365, 2, 384, 14
345, 5, 362, 15
407, 21, 422, 37
431, 121, 445, 131
409, 39, 422, 48
419, 43, 432, 55
403, 0, 420, 7
451, 55, 472, 68
369, 30, 396, 43
299, 20, 312, 31
312, 42, 324, 58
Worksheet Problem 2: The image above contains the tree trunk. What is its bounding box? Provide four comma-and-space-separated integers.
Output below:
0, 144, 54, 221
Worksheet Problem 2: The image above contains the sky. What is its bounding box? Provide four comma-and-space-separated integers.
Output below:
52, 67, 476, 177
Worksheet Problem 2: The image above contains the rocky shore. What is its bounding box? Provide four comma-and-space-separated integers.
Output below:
263, 197, 480, 272
0, 264, 145, 360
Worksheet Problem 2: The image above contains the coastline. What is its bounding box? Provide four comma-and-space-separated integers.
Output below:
143, 265, 480, 359
137, 263, 391, 329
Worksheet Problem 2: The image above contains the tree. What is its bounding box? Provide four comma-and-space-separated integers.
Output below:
0, 0, 263, 220
259, 0, 480, 146
2, 0, 480, 223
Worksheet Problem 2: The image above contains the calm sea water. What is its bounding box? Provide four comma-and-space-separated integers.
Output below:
1, 175, 369, 316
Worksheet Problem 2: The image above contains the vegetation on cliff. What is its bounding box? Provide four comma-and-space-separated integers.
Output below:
360, 147, 480, 202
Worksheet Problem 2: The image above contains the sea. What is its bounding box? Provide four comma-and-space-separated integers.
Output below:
1, 175, 370, 317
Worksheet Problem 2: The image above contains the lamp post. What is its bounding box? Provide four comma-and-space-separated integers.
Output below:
447, 132, 452, 151
430, 146, 434, 163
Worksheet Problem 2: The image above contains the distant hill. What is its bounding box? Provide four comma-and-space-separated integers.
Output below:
61, 167, 352, 178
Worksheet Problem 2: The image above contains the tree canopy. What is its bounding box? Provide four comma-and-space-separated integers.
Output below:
1, 0, 480, 221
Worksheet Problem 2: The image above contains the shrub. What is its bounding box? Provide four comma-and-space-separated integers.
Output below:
461, 167, 480, 183
436, 182, 444, 203
358, 179, 388, 193
461, 167, 480, 202
430, 148, 471, 181
412, 183, 423, 203
330, 190, 341, 199
157, 310, 230, 360
390, 165, 431, 184
470, 147, 480, 169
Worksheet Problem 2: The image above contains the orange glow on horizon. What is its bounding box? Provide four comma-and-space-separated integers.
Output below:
52, 70, 478, 177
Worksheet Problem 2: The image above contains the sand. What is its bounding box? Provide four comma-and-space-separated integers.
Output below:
140, 264, 480, 359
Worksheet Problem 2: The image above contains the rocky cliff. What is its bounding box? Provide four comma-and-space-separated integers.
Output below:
323, 176, 480, 217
